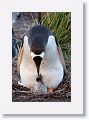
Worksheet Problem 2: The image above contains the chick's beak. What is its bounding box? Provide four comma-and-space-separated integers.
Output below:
33, 56, 42, 76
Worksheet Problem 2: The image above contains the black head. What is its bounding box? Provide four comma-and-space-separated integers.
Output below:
26, 25, 53, 76
30, 35, 45, 55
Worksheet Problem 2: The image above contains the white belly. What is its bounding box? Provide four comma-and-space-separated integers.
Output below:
20, 51, 64, 90
20, 35, 64, 91
20, 53, 37, 88
40, 52, 64, 89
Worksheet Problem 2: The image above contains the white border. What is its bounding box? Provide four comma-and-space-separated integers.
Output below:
0, 0, 83, 114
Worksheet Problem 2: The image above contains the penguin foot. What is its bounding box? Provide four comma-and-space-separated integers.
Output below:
47, 88, 53, 94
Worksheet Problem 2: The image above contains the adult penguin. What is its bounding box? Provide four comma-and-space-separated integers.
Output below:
18, 25, 66, 93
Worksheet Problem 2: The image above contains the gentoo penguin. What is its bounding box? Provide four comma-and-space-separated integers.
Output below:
18, 25, 65, 94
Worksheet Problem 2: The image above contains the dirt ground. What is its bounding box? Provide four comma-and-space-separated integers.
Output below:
12, 13, 71, 102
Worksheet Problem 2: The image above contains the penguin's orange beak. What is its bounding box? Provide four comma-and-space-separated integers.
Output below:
33, 56, 42, 76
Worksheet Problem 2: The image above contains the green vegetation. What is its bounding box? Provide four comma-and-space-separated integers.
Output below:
41, 12, 71, 72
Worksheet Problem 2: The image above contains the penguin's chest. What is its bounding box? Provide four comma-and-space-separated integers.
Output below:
20, 52, 62, 78
41, 59, 60, 76
20, 51, 38, 87
40, 54, 64, 87
20, 52, 63, 89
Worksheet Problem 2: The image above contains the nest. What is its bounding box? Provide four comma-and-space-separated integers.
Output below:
12, 57, 71, 102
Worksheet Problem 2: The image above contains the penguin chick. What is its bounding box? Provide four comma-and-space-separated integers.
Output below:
31, 82, 47, 94
18, 25, 65, 94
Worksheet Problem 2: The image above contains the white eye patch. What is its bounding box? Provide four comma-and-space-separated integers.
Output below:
31, 52, 44, 59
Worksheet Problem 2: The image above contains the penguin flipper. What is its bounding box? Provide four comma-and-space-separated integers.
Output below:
57, 46, 67, 73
